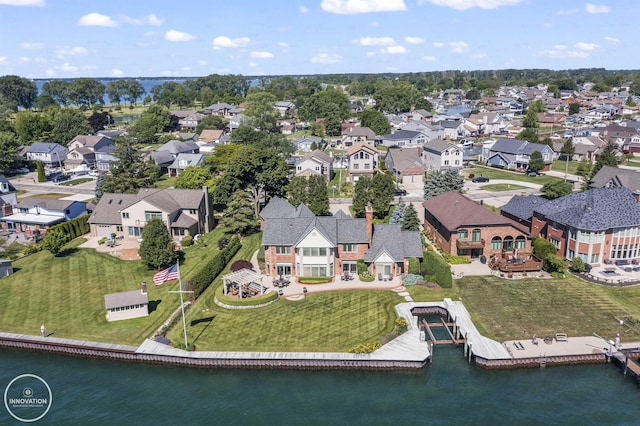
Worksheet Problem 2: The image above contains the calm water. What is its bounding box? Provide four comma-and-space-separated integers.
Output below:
1, 346, 638, 425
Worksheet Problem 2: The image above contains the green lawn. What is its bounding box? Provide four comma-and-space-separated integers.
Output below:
456, 275, 640, 342
328, 168, 352, 198
154, 174, 178, 189
19, 192, 72, 201
169, 290, 400, 352
551, 159, 580, 175
465, 166, 562, 186
481, 183, 529, 192
624, 160, 640, 168
59, 177, 94, 186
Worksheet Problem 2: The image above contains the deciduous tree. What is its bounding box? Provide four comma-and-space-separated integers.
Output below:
528, 151, 545, 172
49, 108, 93, 145
560, 139, 575, 160
359, 109, 390, 136
42, 229, 70, 256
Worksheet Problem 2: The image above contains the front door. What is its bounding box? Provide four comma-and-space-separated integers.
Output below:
276, 264, 292, 277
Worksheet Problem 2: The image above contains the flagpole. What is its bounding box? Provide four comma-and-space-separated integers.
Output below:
177, 261, 188, 348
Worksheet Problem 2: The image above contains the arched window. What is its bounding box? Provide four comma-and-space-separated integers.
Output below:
503, 236, 514, 251
515, 236, 526, 249
491, 236, 502, 250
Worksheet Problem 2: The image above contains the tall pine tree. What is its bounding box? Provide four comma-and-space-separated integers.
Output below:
220, 190, 257, 236
401, 203, 420, 231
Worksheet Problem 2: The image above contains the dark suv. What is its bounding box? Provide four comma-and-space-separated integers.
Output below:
52, 174, 70, 183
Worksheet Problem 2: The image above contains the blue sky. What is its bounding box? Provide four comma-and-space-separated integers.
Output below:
0, 0, 635, 79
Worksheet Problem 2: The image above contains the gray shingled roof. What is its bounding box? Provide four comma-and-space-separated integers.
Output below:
385, 147, 422, 171
300, 149, 332, 165
534, 187, 640, 231
26, 142, 65, 153
490, 138, 528, 154
104, 290, 148, 310
364, 224, 422, 262
157, 140, 199, 155
422, 139, 459, 155
382, 130, 423, 141
500, 195, 548, 221
590, 165, 640, 193
16, 197, 78, 211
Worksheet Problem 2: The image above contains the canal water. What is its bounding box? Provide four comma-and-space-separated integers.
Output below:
1, 346, 638, 425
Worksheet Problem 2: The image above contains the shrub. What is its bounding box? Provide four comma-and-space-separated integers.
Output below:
543, 254, 567, 274
181, 235, 193, 247
348, 341, 382, 354
185, 236, 242, 298
442, 254, 471, 264
395, 317, 408, 330
297, 276, 332, 284
231, 259, 254, 272
422, 251, 452, 288
359, 271, 375, 282
218, 237, 229, 249
571, 257, 586, 273
97, 237, 107, 245
402, 273, 423, 286
408, 257, 420, 274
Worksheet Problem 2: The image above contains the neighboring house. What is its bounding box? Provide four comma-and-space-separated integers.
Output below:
379, 130, 428, 148
104, 285, 149, 322
434, 119, 464, 140
295, 150, 334, 181
500, 194, 548, 230
465, 112, 505, 135
95, 145, 118, 172
537, 113, 566, 126
485, 138, 553, 171
275, 101, 296, 117
0, 198, 87, 236
198, 129, 229, 146
0, 259, 13, 278
65, 135, 115, 169
294, 136, 323, 153
167, 153, 205, 177
205, 102, 241, 117
529, 187, 640, 266
384, 147, 424, 185
422, 139, 464, 172
589, 165, 640, 195
228, 113, 245, 130
402, 121, 444, 141
173, 132, 200, 143
261, 197, 422, 278
347, 142, 378, 182
88, 187, 213, 241
178, 112, 206, 130
0, 175, 18, 211
25, 142, 68, 168
350, 103, 364, 114
341, 126, 376, 147
151, 140, 200, 171
423, 191, 535, 261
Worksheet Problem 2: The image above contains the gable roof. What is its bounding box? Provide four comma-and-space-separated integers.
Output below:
342, 126, 376, 139
534, 187, 640, 231
199, 129, 224, 143
157, 140, 199, 155
423, 191, 527, 232
385, 147, 422, 171
347, 141, 377, 156
500, 194, 548, 222
168, 153, 205, 170
69, 135, 112, 148
590, 165, 640, 193
423, 138, 459, 155
16, 197, 80, 211
26, 142, 66, 153
382, 130, 424, 141
104, 290, 148, 310
490, 138, 528, 154
364, 224, 422, 263
300, 149, 332, 165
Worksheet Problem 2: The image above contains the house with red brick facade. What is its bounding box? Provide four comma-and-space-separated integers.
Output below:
525, 187, 640, 266
423, 191, 539, 271
260, 197, 422, 279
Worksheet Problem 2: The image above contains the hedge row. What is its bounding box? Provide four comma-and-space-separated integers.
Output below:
297, 276, 332, 284
422, 251, 453, 288
48, 214, 90, 239
185, 236, 242, 298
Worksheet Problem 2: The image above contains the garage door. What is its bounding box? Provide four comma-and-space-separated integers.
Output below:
95, 225, 113, 237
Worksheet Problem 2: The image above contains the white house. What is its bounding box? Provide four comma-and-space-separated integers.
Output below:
295, 150, 334, 181
422, 139, 464, 172
347, 142, 378, 182
379, 130, 429, 148
25, 142, 68, 168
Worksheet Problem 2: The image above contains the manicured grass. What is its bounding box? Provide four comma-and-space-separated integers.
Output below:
457, 275, 640, 342
551, 159, 580, 175
154, 175, 178, 189
58, 177, 95, 186
465, 166, 562, 186
624, 160, 640, 168
19, 192, 72, 200
0, 242, 180, 345
170, 290, 400, 352
328, 168, 352, 198
481, 183, 529, 192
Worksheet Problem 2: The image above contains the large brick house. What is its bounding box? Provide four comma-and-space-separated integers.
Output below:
261, 197, 422, 278
423, 191, 534, 261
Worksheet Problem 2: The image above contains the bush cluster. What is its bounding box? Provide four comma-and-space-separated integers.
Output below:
230, 259, 254, 272
297, 276, 332, 284
348, 341, 382, 354
442, 253, 471, 264
401, 273, 423, 286
48, 214, 90, 239
422, 251, 453, 288
408, 257, 420, 274
184, 236, 242, 298
181, 235, 193, 247
395, 317, 408, 329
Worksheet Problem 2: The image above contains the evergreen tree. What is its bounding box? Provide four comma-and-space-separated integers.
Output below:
560, 139, 575, 160
424, 169, 463, 200
528, 151, 545, 172
541, 180, 573, 199
522, 108, 539, 128
36, 160, 46, 182
575, 157, 592, 178
102, 137, 159, 193
401, 203, 420, 231
94, 173, 105, 200
389, 201, 406, 225
138, 217, 178, 270
589, 142, 618, 178
220, 190, 258, 236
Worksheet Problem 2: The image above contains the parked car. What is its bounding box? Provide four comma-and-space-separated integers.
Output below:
527, 171, 540, 177
394, 189, 407, 196
472, 176, 490, 183
52, 174, 70, 183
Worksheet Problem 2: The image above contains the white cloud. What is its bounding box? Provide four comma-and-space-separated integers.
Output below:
111, 68, 124, 77
366, 51, 376, 57
165, 30, 196, 42
0, 0, 44, 6
585, 3, 609, 14
212, 36, 250, 49
121, 13, 165, 26
278, 41, 289, 48
449, 41, 469, 53
249, 62, 258, 68
423, 55, 437, 61
370, 21, 380, 27
55, 46, 88, 59
321, 0, 407, 14
471, 53, 487, 59
198, 60, 207, 65
357, 36, 396, 46
604, 36, 620, 43
19, 42, 44, 49
433, 42, 445, 47
381, 45, 406, 54
77, 13, 118, 27
299, 5, 309, 13
60, 63, 78, 72
0, 57, 7, 63
557, 8, 578, 15
575, 42, 599, 51
18, 56, 30, 63
310, 52, 342, 64
538, 45, 589, 59
251, 51, 274, 59
417, 0, 522, 10
405, 36, 424, 44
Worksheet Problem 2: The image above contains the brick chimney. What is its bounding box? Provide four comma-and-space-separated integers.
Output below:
141, 281, 147, 295
1, 204, 12, 217
365, 202, 373, 245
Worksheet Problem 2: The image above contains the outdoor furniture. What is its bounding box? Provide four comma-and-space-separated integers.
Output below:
303, 287, 308, 294
378, 273, 383, 281
555, 333, 568, 342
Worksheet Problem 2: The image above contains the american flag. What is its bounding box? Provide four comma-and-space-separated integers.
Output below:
153, 263, 179, 286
